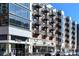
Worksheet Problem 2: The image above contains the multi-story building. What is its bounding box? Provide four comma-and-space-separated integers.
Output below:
70, 21, 77, 55
31, 3, 65, 55
0, 3, 31, 56
62, 16, 77, 55
31, 3, 54, 55
77, 24, 79, 55
62, 16, 71, 55
0, 3, 77, 56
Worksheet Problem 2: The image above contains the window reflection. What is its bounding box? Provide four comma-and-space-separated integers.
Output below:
9, 3, 30, 30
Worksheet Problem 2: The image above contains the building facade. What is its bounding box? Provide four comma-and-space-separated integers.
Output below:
62, 16, 77, 55
77, 24, 79, 55
31, 3, 77, 55
0, 3, 77, 56
0, 3, 31, 56
31, 3, 64, 55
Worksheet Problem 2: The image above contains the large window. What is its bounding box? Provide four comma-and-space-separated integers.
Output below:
9, 3, 30, 30
9, 3, 30, 19
0, 4, 9, 26
0, 35, 7, 40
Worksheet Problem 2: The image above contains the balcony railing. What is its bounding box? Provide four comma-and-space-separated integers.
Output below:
42, 23, 47, 27
55, 30, 61, 35
54, 16, 61, 23
49, 18, 54, 24
56, 37, 61, 42
42, 8, 49, 13
32, 3, 42, 8
72, 41, 75, 44
48, 32, 53, 37
65, 34, 69, 38
65, 28, 69, 33
72, 31, 75, 35
49, 25, 53, 30
65, 39, 69, 43
55, 23, 61, 29
32, 10, 41, 17
49, 10, 55, 16
65, 43, 69, 48
56, 41, 61, 46
42, 15, 48, 21
72, 36, 75, 40
72, 22, 75, 26
32, 28, 39, 34
57, 10, 62, 16
65, 17, 70, 22
72, 26, 75, 30
41, 30, 47, 35
32, 20, 40, 26
65, 23, 69, 27
72, 45, 75, 49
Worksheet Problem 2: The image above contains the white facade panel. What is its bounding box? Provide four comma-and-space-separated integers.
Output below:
0, 26, 8, 34
9, 26, 32, 38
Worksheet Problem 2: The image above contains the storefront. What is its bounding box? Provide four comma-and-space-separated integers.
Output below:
33, 45, 54, 55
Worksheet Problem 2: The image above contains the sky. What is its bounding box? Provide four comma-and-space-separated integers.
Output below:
50, 3, 79, 24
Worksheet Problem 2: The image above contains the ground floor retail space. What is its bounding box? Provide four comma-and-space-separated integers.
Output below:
0, 43, 30, 56
0, 43, 55, 56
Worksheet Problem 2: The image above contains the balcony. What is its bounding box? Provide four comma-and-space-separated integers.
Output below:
56, 37, 61, 42
41, 30, 47, 35
33, 28, 39, 33
49, 18, 54, 24
32, 20, 40, 26
72, 36, 75, 40
42, 15, 48, 21
41, 25, 47, 31
65, 28, 69, 33
54, 16, 61, 23
57, 10, 62, 16
65, 23, 69, 27
55, 30, 61, 35
72, 45, 75, 49
32, 24, 39, 30
49, 36, 53, 40
54, 23, 61, 29
72, 31, 75, 35
32, 29, 39, 37
56, 40, 61, 46
65, 17, 70, 22
48, 32, 53, 37
72, 26, 75, 30
65, 25, 70, 29
65, 34, 69, 38
32, 3, 42, 8
32, 10, 41, 17
72, 22, 75, 26
72, 41, 75, 44
49, 10, 55, 16
65, 43, 69, 48
49, 25, 53, 30
65, 39, 69, 43
41, 31, 47, 39
42, 8, 49, 13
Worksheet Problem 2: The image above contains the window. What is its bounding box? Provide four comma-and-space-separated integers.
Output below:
0, 35, 7, 40
9, 3, 30, 29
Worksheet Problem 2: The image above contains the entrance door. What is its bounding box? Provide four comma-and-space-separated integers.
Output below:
15, 44, 25, 56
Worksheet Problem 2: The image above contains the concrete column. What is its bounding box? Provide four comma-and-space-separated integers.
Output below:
29, 44, 33, 54
7, 35, 11, 41
6, 35, 11, 55
6, 43, 11, 54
